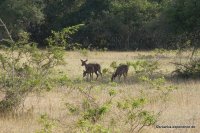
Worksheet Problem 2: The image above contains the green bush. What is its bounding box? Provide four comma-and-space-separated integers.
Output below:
0, 31, 65, 113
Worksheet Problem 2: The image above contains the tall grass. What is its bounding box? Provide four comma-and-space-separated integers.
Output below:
0, 51, 200, 133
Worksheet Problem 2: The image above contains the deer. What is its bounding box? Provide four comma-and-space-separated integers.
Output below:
111, 64, 129, 82
81, 59, 102, 80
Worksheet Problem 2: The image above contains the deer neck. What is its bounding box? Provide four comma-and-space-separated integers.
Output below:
84, 64, 88, 69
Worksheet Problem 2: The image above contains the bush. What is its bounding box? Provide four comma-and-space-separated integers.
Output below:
64, 86, 115, 132
130, 60, 160, 79
172, 59, 200, 78
0, 31, 65, 113
36, 113, 57, 133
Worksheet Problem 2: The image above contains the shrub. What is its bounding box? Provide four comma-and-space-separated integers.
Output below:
46, 24, 84, 50
64, 86, 115, 132
130, 60, 160, 79
36, 114, 57, 133
171, 59, 200, 78
0, 31, 65, 113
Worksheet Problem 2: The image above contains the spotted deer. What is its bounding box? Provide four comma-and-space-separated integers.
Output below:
81, 59, 102, 80
111, 64, 128, 81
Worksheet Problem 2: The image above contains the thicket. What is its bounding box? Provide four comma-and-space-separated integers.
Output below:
0, 18, 81, 113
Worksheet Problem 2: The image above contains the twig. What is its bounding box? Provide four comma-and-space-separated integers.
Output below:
0, 18, 14, 42
137, 125, 145, 133
169, 62, 190, 69
76, 86, 99, 107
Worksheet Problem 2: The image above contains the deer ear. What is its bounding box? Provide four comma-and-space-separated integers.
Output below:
80, 59, 83, 61
85, 59, 88, 62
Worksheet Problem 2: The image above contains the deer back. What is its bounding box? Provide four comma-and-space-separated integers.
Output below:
87, 63, 101, 71
115, 65, 128, 75
85, 64, 95, 72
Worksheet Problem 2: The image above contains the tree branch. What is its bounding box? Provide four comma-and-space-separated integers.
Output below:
0, 18, 14, 42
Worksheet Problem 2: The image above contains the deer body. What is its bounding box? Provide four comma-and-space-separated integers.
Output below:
81, 59, 102, 80
111, 64, 128, 81
83, 65, 95, 80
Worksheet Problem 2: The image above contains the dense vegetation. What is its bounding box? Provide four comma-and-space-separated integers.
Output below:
0, 0, 200, 50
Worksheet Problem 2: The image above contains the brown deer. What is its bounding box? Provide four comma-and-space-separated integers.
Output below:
81, 59, 102, 80
111, 64, 128, 82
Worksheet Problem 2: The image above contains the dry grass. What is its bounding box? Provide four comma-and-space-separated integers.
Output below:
0, 51, 200, 133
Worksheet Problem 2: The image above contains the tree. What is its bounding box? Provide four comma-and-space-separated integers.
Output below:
0, 0, 45, 38
165, 0, 200, 33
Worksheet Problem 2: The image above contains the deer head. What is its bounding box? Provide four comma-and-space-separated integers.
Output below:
81, 59, 88, 66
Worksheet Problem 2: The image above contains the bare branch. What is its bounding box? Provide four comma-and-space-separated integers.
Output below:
0, 18, 14, 42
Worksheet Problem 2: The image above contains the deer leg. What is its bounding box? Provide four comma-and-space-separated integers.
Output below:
98, 70, 102, 77
86, 73, 89, 81
120, 74, 123, 81
95, 71, 99, 79
118, 74, 120, 81
123, 73, 127, 81
111, 74, 115, 82
90, 73, 92, 80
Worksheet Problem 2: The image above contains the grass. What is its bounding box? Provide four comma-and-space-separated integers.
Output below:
0, 51, 200, 133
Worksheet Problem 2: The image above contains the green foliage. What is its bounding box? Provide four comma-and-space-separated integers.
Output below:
165, 0, 200, 33
77, 120, 110, 133
0, 28, 66, 113
36, 114, 56, 133
83, 104, 109, 123
76, 0, 162, 50
52, 71, 72, 87
78, 48, 89, 56
46, 24, 84, 49
130, 60, 159, 78
78, 88, 111, 123
116, 73, 177, 132
139, 76, 165, 88
64, 86, 115, 132
1, 0, 200, 50
110, 61, 129, 70
157, 0, 200, 49
116, 95, 157, 132
110, 61, 117, 69
109, 89, 117, 97
132, 98, 147, 109
138, 111, 157, 126
140, 76, 177, 92
65, 102, 79, 114
117, 97, 147, 110
0, 0, 45, 36
102, 68, 109, 75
